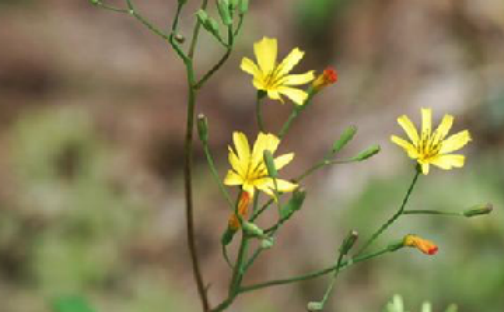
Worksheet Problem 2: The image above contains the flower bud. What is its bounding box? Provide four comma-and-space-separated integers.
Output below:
331, 126, 357, 154
463, 203, 493, 218
340, 230, 358, 255
312, 67, 338, 91
228, 192, 251, 230
221, 228, 236, 246
280, 189, 306, 219
89, 0, 100, 5
260, 237, 275, 250
217, 0, 233, 26
263, 150, 278, 178
307, 302, 323, 311
197, 114, 209, 143
352, 144, 380, 161
238, 0, 249, 14
196, 10, 221, 40
403, 234, 438, 255
242, 221, 264, 237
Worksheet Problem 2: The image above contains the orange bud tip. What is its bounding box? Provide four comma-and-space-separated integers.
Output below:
427, 246, 438, 255
313, 67, 338, 91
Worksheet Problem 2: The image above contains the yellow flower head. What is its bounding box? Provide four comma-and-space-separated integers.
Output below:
224, 132, 298, 197
391, 108, 472, 175
241, 37, 315, 105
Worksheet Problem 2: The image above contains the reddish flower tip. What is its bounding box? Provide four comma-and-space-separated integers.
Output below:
312, 67, 338, 91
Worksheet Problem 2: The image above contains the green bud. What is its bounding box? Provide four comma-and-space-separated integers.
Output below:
196, 10, 209, 25
340, 230, 358, 255
217, 0, 233, 26
260, 237, 275, 250
463, 203, 493, 217
196, 11, 222, 43
89, 0, 100, 5
352, 144, 380, 161
178, 0, 187, 5
280, 189, 306, 219
221, 227, 237, 246
307, 302, 323, 311
263, 150, 278, 178
332, 126, 357, 154
197, 114, 209, 143
238, 0, 249, 14
242, 222, 264, 237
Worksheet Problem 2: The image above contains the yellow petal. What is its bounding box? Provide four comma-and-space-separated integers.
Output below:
430, 154, 465, 170
421, 108, 432, 137
233, 132, 251, 162
228, 146, 246, 176
421, 163, 430, 175
439, 130, 472, 154
274, 153, 294, 170
241, 57, 261, 77
433, 114, 454, 141
397, 115, 419, 144
281, 71, 315, 86
254, 178, 298, 197
267, 89, 284, 102
254, 37, 277, 74
391, 135, 418, 159
250, 133, 280, 170
277, 86, 308, 105
224, 170, 243, 186
274, 179, 298, 193
276, 48, 304, 77
242, 183, 255, 198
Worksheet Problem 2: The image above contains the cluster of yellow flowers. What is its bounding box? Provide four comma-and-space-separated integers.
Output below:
223, 36, 473, 254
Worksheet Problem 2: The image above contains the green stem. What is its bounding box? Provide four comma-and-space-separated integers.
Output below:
356, 169, 421, 256
229, 234, 250, 296
403, 210, 464, 217
243, 247, 262, 272
256, 92, 266, 132
239, 245, 399, 294
201, 142, 234, 210
278, 88, 315, 139
96, 2, 129, 13
294, 159, 353, 182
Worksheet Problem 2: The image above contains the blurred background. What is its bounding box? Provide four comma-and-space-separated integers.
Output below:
0, 0, 503, 311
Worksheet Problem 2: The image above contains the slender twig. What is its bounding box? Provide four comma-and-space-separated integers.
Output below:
403, 210, 464, 217
278, 88, 315, 139
356, 169, 421, 256
201, 140, 234, 209
256, 92, 266, 132
96, 2, 129, 13
188, 0, 209, 58
239, 245, 400, 294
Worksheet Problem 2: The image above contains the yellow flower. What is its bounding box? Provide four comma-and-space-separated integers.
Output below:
391, 108, 472, 175
241, 37, 315, 105
224, 132, 298, 197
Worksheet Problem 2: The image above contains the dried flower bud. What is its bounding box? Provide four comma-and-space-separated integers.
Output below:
403, 234, 438, 255
312, 67, 338, 91
228, 192, 251, 230
174, 33, 185, 44
463, 203, 493, 218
